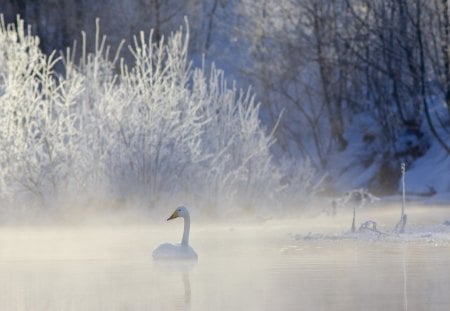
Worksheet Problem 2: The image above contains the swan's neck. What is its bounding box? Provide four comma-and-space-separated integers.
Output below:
181, 214, 190, 246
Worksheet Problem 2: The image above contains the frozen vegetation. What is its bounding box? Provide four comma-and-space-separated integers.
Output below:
2, 1, 450, 199
0, 17, 320, 216
0, 14, 447, 221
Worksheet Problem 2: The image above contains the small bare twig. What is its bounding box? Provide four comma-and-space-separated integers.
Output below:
394, 214, 408, 234
358, 220, 386, 235
394, 163, 407, 233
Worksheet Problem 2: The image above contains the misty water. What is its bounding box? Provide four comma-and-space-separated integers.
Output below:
0, 206, 450, 310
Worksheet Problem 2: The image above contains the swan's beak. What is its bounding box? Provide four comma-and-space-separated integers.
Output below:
167, 210, 179, 221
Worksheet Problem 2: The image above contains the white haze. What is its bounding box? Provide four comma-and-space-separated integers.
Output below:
0, 204, 449, 310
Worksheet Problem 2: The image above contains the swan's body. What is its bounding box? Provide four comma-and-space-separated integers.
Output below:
152, 206, 198, 261
152, 243, 198, 260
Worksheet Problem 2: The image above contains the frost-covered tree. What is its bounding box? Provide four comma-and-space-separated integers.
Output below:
236, 0, 353, 170
0, 17, 81, 203
236, 0, 450, 193
0, 16, 317, 211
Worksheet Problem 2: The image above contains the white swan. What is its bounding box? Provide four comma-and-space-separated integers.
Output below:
152, 206, 198, 260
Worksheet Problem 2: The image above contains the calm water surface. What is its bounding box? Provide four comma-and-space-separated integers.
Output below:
0, 218, 449, 310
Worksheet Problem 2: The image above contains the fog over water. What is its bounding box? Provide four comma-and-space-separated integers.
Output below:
0, 205, 449, 310
0, 9, 449, 311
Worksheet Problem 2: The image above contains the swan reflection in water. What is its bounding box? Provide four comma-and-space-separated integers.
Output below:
153, 259, 195, 310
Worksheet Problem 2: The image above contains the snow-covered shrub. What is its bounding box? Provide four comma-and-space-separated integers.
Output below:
189, 64, 279, 209
0, 17, 81, 203
0, 16, 316, 211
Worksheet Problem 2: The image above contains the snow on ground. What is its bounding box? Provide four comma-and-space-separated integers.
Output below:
285, 202, 450, 245
291, 224, 450, 244
329, 109, 450, 204
406, 141, 450, 195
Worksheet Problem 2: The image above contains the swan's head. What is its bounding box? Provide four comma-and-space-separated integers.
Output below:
167, 206, 189, 221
